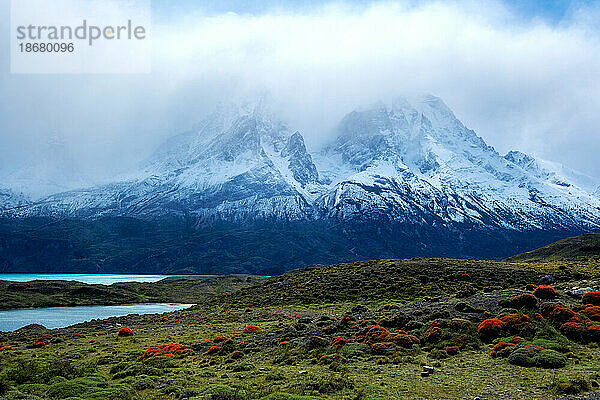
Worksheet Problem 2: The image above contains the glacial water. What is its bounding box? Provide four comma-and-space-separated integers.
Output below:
0, 273, 214, 285
0, 303, 194, 332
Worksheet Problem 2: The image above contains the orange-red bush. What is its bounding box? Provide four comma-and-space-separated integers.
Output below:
533, 286, 559, 299
500, 314, 531, 333
118, 328, 134, 337
478, 318, 504, 341
204, 346, 222, 355
371, 342, 396, 355
583, 306, 600, 321
242, 325, 262, 334
446, 346, 459, 355
490, 341, 515, 357
550, 307, 576, 323
365, 325, 390, 343
389, 333, 420, 348
424, 326, 443, 343
142, 344, 194, 359
583, 291, 600, 305
560, 322, 585, 340
587, 324, 600, 341
331, 338, 351, 348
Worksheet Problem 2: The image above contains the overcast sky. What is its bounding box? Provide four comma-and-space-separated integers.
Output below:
1, 0, 600, 185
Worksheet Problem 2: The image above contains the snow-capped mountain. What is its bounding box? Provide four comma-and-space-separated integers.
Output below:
3, 95, 600, 232
1, 95, 599, 274
314, 95, 600, 230
0, 188, 29, 211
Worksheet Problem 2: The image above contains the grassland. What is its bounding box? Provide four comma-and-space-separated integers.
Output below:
2, 250, 600, 399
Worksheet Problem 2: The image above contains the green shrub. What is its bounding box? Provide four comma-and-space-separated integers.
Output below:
192, 384, 246, 400
265, 371, 285, 381
534, 349, 567, 369
339, 343, 369, 359
523, 338, 570, 353
16, 383, 47, 396
260, 394, 323, 400
2, 359, 46, 384
0, 378, 9, 395
508, 348, 537, 367
229, 362, 255, 372
45, 376, 132, 400
550, 376, 590, 395
290, 373, 353, 395
111, 362, 161, 379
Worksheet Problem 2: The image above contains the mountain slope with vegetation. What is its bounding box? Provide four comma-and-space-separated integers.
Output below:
507, 233, 600, 262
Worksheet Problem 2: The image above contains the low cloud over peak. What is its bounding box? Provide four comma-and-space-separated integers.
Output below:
1, 0, 600, 185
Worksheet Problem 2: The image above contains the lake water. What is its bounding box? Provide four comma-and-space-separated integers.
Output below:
0, 303, 195, 332
0, 274, 214, 285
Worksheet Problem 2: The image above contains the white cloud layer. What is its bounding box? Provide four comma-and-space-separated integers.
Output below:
1, 0, 600, 182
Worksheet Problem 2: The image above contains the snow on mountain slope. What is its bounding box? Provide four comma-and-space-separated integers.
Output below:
0, 188, 29, 211
3, 95, 600, 233
10, 104, 322, 221
314, 95, 600, 230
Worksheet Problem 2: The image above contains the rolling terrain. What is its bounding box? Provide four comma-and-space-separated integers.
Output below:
2, 236, 600, 399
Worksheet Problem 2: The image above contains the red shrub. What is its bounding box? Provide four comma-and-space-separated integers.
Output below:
389, 333, 420, 348
446, 346, 459, 356
550, 307, 576, 323
424, 326, 443, 343
492, 341, 515, 352
478, 318, 504, 341
118, 328, 134, 337
560, 322, 585, 340
0, 346, 12, 350
524, 344, 544, 350
331, 338, 351, 348
583, 306, 600, 321
587, 324, 600, 341
204, 346, 222, 355
42, 334, 54, 340
490, 342, 516, 358
533, 286, 559, 299
512, 336, 523, 343
31, 342, 46, 348
583, 292, 600, 306
371, 342, 396, 355
341, 316, 354, 324
142, 344, 194, 359
365, 325, 390, 343
89, 339, 96, 343
490, 341, 515, 357
500, 314, 532, 333
242, 325, 262, 334
213, 336, 227, 343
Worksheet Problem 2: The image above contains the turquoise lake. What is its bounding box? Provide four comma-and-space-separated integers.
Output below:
0, 303, 194, 332
0, 273, 214, 285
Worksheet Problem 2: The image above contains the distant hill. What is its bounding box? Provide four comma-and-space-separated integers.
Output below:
506, 233, 600, 262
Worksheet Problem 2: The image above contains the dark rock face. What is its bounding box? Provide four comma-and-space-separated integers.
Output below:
282, 132, 319, 186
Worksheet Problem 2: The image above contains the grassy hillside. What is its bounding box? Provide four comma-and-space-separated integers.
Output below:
0, 275, 262, 310
507, 233, 600, 262
4, 236, 600, 399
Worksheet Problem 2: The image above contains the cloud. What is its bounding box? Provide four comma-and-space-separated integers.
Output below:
1, 0, 600, 184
